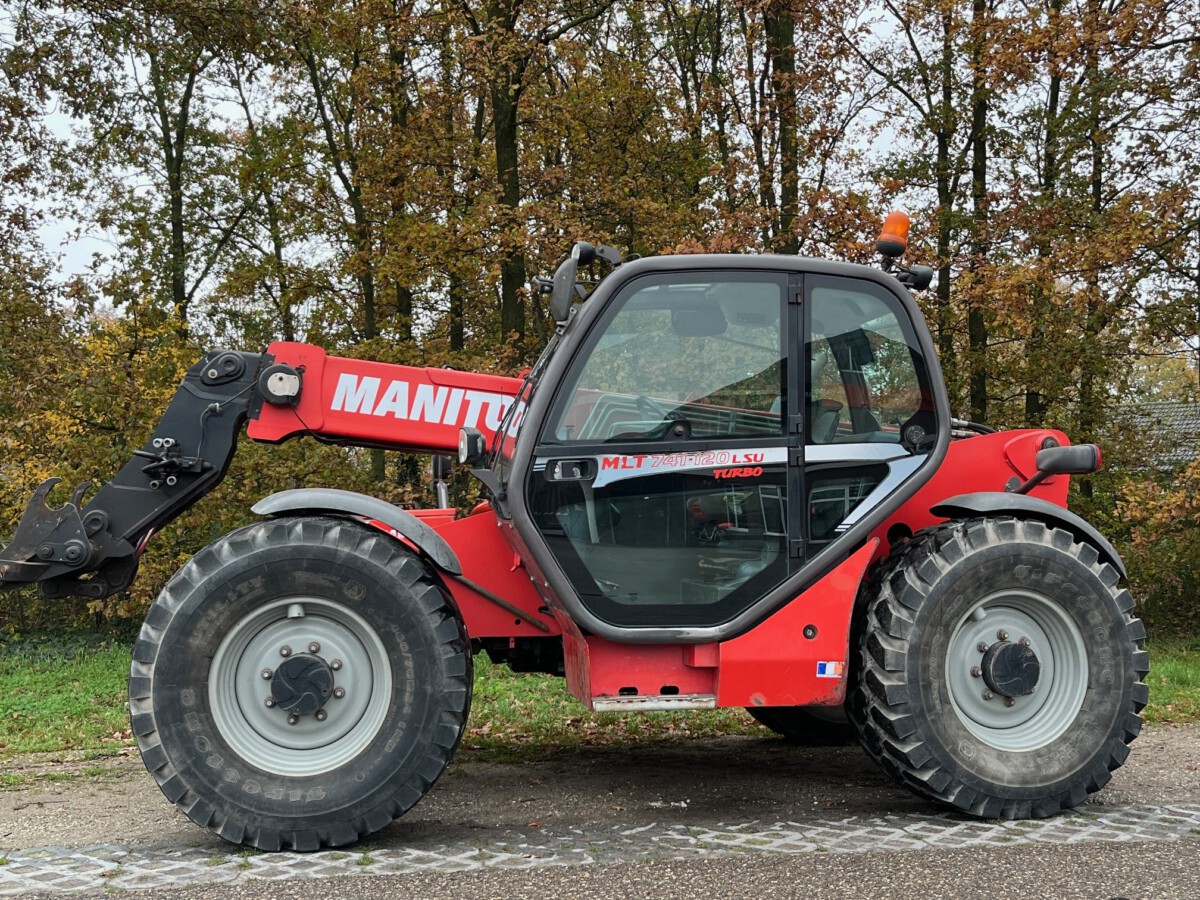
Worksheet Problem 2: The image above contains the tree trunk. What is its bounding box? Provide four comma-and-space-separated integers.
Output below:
488, 0, 526, 346
1025, 0, 1062, 427
147, 45, 199, 334
167, 155, 188, 330
1077, 0, 1106, 501
968, 0, 989, 424
389, 17, 414, 343
767, 8, 797, 254
934, 14, 957, 403
449, 270, 465, 351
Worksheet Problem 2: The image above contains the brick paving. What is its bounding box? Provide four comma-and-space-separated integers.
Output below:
4, 803, 1200, 894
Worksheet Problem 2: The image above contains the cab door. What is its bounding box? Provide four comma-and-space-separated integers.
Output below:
802, 274, 942, 551
524, 270, 800, 628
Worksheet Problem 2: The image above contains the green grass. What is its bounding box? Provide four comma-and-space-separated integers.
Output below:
463, 655, 758, 758
1142, 638, 1200, 725
1, 631, 1199, 763
0, 634, 132, 756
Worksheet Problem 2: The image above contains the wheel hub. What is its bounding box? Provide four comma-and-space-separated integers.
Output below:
270, 653, 334, 716
981, 640, 1040, 698
945, 590, 1089, 751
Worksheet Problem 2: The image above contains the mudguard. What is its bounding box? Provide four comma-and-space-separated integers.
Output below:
251, 488, 462, 575
931, 492, 1127, 581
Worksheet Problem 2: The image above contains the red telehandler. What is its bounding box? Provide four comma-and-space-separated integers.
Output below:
0, 215, 1147, 851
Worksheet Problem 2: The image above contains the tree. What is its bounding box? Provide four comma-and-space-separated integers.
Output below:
455, 0, 616, 347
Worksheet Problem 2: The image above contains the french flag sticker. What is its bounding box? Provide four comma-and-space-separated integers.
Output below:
816, 661, 844, 678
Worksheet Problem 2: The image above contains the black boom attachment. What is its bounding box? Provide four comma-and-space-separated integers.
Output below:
0, 350, 269, 600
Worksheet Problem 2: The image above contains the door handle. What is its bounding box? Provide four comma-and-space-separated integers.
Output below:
544, 458, 597, 482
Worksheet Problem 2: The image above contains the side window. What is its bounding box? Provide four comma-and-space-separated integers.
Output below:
550, 274, 785, 444
806, 466, 887, 549
807, 281, 933, 447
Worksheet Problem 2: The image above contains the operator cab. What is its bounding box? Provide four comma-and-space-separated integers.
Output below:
468, 232, 949, 637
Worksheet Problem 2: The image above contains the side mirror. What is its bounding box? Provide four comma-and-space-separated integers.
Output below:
906, 265, 934, 291
549, 256, 577, 324
1010, 443, 1102, 494
550, 242, 596, 324
432, 454, 454, 481
1035, 444, 1101, 476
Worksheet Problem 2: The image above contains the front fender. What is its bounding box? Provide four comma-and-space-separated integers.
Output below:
930, 492, 1126, 581
251, 488, 462, 575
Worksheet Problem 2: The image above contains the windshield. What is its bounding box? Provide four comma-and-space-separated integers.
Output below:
543, 274, 785, 445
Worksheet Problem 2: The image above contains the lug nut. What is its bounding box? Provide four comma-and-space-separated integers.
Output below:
1004, 696, 1016, 708
1018, 636, 1031, 646
970, 666, 982, 678
279, 645, 292, 658
982, 689, 994, 701
308, 641, 320, 654
330, 659, 342, 671
977, 642, 989, 653
996, 629, 1009, 641
261, 668, 273, 680
333, 687, 346, 700
287, 714, 299, 726
315, 709, 327, 721
265, 697, 275, 708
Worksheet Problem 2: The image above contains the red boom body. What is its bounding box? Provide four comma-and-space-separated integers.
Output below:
249, 341, 523, 451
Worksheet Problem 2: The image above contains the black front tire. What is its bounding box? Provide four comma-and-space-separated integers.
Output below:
850, 517, 1148, 819
129, 516, 472, 851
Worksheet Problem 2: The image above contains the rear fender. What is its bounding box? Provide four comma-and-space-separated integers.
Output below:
251, 488, 462, 575
931, 492, 1126, 581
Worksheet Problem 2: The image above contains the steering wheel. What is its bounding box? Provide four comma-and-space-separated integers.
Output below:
636, 394, 673, 422
626, 395, 691, 441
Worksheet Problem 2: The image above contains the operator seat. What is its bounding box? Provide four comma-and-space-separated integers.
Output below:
768, 395, 843, 443
811, 399, 843, 443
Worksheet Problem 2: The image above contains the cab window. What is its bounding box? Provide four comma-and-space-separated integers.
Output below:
549, 273, 785, 444
807, 279, 934, 449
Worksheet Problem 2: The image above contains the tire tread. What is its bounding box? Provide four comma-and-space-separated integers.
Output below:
849, 517, 1147, 820
131, 516, 472, 851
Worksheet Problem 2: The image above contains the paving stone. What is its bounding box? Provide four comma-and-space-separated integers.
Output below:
4, 803, 1200, 894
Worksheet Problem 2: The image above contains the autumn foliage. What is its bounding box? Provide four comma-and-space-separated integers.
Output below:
0, 0, 1196, 631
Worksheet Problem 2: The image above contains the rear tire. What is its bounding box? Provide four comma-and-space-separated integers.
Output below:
747, 706, 857, 745
129, 516, 472, 851
850, 517, 1148, 819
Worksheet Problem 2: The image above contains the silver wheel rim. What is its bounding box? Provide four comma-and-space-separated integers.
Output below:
208, 597, 393, 776
945, 588, 1087, 751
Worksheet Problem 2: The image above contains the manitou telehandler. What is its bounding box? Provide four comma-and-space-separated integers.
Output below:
0, 214, 1147, 851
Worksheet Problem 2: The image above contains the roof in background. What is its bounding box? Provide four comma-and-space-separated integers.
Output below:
1130, 402, 1200, 468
